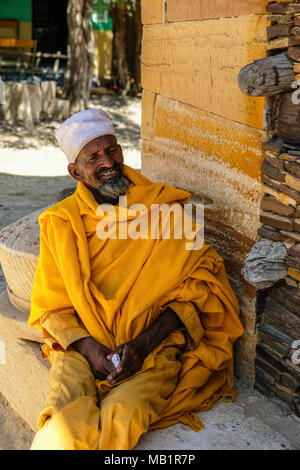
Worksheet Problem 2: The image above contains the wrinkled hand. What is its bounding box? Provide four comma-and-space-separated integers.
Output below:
71, 336, 115, 380
106, 334, 152, 385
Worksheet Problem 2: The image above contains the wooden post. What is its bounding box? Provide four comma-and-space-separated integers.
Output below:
35, 51, 42, 69
238, 53, 295, 96
53, 51, 61, 74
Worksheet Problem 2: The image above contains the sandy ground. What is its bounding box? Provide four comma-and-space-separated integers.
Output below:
0, 392, 34, 450
0, 95, 299, 450
1, 382, 299, 450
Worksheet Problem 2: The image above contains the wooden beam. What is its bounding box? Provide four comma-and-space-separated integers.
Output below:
0, 39, 35, 49
53, 50, 61, 73
238, 53, 295, 96
0, 20, 19, 30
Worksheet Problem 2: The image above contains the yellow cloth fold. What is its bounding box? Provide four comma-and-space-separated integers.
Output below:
29, 164, 244, 432
167, 300, 204, 349
40, 299, 201, 351
41, 311, 90, 350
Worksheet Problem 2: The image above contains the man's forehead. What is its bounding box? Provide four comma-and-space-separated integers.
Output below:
81, 135, 118, 155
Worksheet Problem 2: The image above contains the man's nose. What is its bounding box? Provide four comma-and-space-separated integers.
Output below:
100, 152, 115, 167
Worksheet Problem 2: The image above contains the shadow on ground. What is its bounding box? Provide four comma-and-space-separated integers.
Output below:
0, 173, 77, 231
0, 173, 77, 293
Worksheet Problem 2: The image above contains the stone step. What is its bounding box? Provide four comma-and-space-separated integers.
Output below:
0, 289, 48, 430
0, 289, 42, 343
0, 288, 50, 433
0, 331, 50, 431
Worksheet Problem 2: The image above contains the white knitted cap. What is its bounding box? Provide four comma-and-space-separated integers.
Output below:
55, 108, 116, 163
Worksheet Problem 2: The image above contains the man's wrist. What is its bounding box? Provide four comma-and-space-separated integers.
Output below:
133, 329, 156, 357
71, 336, 93, 356
141, 307, 183, 354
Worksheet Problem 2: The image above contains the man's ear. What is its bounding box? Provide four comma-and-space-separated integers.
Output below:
68, 163, 81, 181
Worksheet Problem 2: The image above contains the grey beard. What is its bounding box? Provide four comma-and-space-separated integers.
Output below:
97, 174, 132, 203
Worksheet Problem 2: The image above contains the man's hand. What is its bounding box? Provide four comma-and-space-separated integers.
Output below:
106, 306, 184, 385
72, 307, 184, 384
71, 336, 115, 380
106, 334, 152, 385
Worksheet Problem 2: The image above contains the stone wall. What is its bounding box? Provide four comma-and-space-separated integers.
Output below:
141, 0, 271, 385
241, 1, 300, 415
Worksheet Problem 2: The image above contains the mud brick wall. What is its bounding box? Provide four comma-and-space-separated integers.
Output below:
140, 0, 271, 385
253, 2, 300, 415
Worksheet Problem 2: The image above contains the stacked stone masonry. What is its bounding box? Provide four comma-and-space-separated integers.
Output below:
248, 1, 300, 416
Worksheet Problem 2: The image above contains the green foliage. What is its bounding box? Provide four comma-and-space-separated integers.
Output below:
110, 0, 140, 16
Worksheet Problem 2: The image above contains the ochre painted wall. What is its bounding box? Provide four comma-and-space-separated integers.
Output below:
19, 22, 32, 40
141, 0, 270, 385
93, 30, 113, 79
0, 0, 32, 39
0, 23, 32, 40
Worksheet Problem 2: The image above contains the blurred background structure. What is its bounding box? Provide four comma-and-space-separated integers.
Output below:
0, 0, 142, 117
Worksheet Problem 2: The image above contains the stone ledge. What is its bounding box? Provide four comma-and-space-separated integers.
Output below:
0, 331, 50, 431
0, 289, 42, 343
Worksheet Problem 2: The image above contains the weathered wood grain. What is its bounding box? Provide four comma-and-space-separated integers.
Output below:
238, 53, 294, 97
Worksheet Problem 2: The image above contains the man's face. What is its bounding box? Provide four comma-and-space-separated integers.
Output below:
68, 135, 131, 203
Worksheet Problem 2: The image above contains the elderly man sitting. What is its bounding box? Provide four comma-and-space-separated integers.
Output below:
29, 109, 244, 450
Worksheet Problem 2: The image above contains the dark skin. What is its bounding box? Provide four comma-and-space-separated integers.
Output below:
69, 135, 184, 384
68, 135, 124, 205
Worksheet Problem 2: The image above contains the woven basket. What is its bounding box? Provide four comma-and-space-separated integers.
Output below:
0, 207, 49, 313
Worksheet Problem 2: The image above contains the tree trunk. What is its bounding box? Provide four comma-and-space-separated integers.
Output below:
110, 6, 130, 93
133, 1, 142, 90
63, 0, 94, 112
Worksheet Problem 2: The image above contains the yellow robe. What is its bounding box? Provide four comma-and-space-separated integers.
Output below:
29, 165, 244, 449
